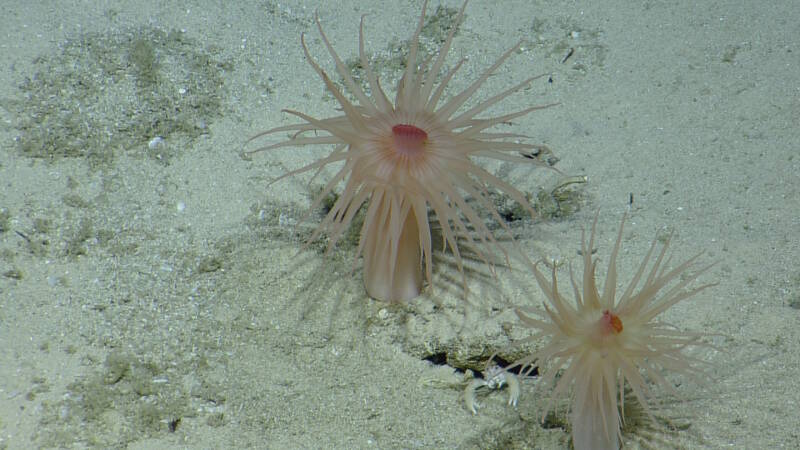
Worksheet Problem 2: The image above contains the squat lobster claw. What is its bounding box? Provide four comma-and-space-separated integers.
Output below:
464, 364, 520, 415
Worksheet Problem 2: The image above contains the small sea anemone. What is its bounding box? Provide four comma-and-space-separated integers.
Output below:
245, 1, 554, 302
510, 214, 716, 449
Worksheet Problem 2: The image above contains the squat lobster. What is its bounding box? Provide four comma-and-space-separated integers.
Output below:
464, 364, 520, 415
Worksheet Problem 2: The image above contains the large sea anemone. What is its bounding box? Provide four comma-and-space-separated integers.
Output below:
245, 1, 554, 302
510, 214, 715, 449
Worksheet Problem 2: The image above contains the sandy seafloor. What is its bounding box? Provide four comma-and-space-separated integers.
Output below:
1, 0, 798, 448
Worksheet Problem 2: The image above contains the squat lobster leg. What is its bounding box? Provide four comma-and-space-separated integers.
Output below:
464, 365, 520, 415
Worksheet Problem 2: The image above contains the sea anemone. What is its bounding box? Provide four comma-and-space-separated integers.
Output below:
245, 1, 554, 302
509, 214, 716, 449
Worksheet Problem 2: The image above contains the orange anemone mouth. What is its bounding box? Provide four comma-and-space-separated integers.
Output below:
600, 309, 623, 335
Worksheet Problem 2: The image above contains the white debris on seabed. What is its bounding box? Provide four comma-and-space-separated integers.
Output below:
148, 136, 166, 150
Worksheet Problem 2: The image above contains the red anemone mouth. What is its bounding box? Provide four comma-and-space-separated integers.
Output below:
391, 124, 428, 158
